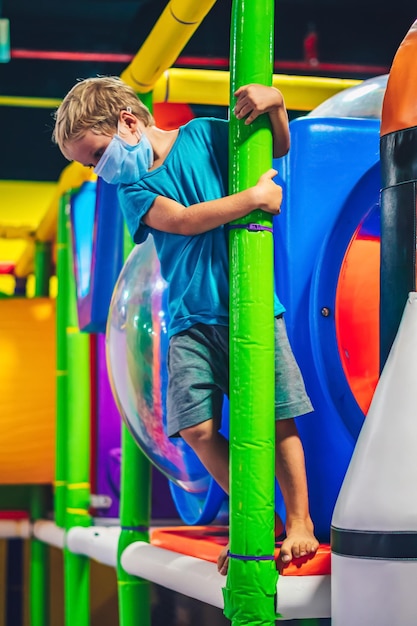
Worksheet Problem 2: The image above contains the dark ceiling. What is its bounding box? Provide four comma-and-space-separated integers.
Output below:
3, 1, 416, 80
0, 0, 416, 181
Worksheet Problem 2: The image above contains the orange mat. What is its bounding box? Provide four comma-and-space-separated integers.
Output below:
151, 526, 331, 576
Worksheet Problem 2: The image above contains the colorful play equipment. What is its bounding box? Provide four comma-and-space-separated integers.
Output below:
103, 90, 383, 537
331, 20, 417, 626
2, 1, 413, 625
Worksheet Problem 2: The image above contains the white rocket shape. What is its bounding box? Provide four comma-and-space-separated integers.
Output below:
331, 292, 417, 625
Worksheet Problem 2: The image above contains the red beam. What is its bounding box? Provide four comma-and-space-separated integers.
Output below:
10, 49, 389, 76
0, 262, 15, 275
11, 49, 133, 63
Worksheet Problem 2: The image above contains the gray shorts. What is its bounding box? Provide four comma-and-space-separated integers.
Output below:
166, 317, 313, 437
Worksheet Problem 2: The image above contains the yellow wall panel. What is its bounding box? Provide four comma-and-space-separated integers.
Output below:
0, 298, 55, 483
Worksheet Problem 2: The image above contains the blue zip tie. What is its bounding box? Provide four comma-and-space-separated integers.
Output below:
227, 550, 275, 561
227, 223, 274, 233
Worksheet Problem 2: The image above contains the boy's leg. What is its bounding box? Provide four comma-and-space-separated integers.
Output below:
273, 316, 318, 563
180, 421, 232, 575
274, 418, 318, 564
181, 415, 286, 576
169, 325, 233, 573
216, 419, 317, 575
180, 420, 230, 493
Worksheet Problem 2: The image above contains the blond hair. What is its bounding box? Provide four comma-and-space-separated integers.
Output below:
52, 76, 155, 157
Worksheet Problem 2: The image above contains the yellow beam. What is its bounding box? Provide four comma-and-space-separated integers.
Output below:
0, 70, 360, 113
273, 74, 361, 112
0, 95, 62, 108
14, 162, 95, 277
152, 68, 361, 111
121, 0, 218, 91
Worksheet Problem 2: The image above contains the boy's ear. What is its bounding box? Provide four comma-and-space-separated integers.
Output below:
119, 109, 139, 134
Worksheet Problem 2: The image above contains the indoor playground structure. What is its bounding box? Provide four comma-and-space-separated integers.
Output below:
1, 1, 416, 625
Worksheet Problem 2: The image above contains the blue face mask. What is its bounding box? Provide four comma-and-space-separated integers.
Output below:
94, 130, 154, 185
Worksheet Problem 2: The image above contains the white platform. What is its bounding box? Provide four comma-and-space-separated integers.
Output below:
29, 521, 330, 620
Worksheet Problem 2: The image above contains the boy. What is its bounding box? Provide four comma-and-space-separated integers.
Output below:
53, 76, 318, 574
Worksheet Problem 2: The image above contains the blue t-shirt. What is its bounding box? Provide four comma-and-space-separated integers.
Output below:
118, 117, 284, 337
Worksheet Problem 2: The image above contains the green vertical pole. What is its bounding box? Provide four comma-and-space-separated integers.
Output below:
223, 1, 277, 625
30, 240, 53, 626
29, 486, 50, 626
117, 426, 151, 626
63, 190, 92, 626
55, 196, 69, 527
117, 92, 152, 622
34, 240, 52, 298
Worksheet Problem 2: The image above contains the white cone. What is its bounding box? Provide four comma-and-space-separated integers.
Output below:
331, 292, 417, 625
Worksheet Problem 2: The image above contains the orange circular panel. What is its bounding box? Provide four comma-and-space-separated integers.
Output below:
336, 233, 380, 415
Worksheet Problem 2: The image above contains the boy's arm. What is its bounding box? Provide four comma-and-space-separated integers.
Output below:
143, 168, 282, 236
233, 84, 290, 158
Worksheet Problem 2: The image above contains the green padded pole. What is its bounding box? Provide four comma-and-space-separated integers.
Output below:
29, 486, 50, 626
55, 195, 69, 527
117, 425, 151, 626
34, 240, 52, 297
223, 1, 278, 625
30, 242, 53, 626
63, 190, 91, 626
63, 551, 90, 626
117, 92, 152, 622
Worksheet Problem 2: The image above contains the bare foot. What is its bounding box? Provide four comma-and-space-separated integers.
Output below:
217, 514, 286, 576
277, 518, 319, 568
217, 544, 229, 576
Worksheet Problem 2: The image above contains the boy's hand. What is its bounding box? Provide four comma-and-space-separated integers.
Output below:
255, 168, 282, 215
234, 84, 284, 125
